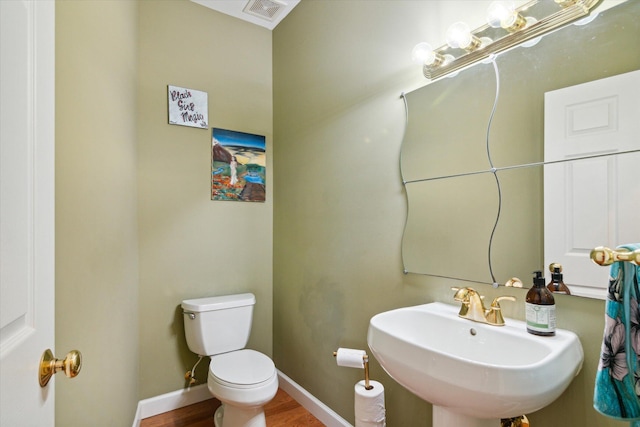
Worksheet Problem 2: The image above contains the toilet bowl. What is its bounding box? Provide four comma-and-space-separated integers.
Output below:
181, 293, 278, 427
208, 349, 278, 427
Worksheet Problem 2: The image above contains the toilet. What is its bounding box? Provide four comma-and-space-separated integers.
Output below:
182, 293, 278, 427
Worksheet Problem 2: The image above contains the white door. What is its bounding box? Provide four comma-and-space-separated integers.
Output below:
1, 1, 56, 425
544, 70, 640, 299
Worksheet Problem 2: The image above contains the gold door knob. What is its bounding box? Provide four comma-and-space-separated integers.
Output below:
39, 349, 82, 387
549, 262, 563, 272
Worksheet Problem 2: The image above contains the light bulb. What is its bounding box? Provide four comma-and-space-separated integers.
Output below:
411, 42, 432, 64
487, 1, 514, 27
487, 1, 526, 32
411, 42, 444, 67
446, 22, 481, 51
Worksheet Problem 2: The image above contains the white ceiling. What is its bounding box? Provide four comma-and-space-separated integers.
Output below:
191, 0, 301, 30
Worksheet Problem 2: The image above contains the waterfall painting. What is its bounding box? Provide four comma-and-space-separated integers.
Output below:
211, 128, 266, 202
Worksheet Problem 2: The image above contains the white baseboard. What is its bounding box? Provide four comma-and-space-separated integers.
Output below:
131, 383, 212, 427
277, 370, 352, 427
131, 370, 352, 427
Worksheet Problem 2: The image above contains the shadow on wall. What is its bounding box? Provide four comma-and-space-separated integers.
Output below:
172, 305, 208, 388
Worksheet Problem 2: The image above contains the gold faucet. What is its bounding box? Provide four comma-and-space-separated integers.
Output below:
452, 287, 516, 326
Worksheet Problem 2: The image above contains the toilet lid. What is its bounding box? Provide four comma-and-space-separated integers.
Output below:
209, 349, 275, 386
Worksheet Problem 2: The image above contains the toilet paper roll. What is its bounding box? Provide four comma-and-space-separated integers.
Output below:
335, 347, 366, 369
355, 380, 385, 427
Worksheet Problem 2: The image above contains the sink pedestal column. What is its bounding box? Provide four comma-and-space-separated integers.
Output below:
433, 406, 496, 427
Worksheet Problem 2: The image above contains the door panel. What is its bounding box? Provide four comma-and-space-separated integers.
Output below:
544, 70, 640, 298
1, 1, 55, 425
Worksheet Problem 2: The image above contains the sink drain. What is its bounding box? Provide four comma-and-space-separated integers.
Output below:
469, 328, 477, 336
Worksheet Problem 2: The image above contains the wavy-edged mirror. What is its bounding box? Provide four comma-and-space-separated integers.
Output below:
401, 1, 640, 297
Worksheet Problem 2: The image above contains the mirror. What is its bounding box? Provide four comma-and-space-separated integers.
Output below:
401, 1, 640, 298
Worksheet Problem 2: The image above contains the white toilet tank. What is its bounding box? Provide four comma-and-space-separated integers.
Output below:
182, 293, 255, 356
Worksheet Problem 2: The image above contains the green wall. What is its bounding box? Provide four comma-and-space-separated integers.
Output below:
56, 1, 140, 425
56, 0, 273, 424
273, 1, 628, 426
136, 0, 273, 399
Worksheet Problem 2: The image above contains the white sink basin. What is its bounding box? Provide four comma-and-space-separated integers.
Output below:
367, 302, 583, 424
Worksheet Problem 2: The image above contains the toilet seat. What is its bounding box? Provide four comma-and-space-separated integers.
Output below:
210, 349, 276, 389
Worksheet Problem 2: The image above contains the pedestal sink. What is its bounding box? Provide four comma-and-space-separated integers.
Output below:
367, 302, 584, 427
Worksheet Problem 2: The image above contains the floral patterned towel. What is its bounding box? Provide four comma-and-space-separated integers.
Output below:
594, 243, 640, 426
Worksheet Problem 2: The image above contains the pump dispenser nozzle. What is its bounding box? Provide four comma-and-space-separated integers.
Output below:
533, 270, 545, 286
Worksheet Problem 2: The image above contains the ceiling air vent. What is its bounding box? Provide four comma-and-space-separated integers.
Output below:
243, 0, 287, 22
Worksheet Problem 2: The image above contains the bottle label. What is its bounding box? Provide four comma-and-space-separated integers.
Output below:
525, 303, 556, 333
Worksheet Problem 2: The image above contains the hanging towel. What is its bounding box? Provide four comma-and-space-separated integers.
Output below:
594, 243, 640, 426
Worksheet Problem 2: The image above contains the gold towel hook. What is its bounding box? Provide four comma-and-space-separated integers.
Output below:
590, 246, 640, 266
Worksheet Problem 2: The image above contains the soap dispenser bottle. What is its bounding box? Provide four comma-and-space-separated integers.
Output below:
547, 263, 571, 295
525, 271, 556, 336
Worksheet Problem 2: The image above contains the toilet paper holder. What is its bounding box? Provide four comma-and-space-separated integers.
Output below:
333, 349, 374, 390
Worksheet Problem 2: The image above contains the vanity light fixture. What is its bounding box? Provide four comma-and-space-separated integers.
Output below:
555, 0, 580, 7
414, 0, 601, 80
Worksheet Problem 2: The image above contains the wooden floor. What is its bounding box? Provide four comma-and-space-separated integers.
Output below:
140, 388, 325, 427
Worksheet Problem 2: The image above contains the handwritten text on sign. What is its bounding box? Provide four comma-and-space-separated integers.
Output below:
168, 85, 208, 129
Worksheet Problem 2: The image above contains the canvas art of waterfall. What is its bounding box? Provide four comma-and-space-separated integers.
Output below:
211, 128, 266, 202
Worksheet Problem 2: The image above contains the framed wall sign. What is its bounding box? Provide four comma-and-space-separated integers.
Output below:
167, 85, 208, 129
